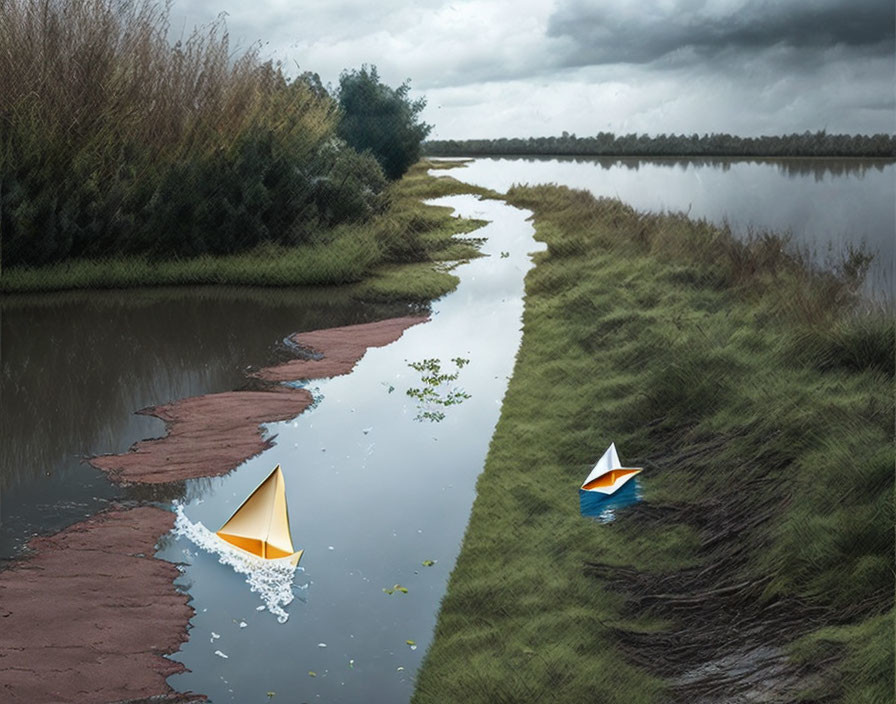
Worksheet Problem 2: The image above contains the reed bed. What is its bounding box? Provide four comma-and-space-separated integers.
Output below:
0, 0, 384, 269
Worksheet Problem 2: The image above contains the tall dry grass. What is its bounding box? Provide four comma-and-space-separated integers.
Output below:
0, 0, 333, 162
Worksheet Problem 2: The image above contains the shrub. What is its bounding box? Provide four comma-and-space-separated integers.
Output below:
336, 65, 432, 180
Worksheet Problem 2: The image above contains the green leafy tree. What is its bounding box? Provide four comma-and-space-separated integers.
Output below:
336, 65, 432, 180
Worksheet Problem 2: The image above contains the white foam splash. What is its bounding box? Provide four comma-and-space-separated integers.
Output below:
173, 503, 303, 623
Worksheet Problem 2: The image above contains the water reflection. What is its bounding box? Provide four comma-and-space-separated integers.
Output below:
404, 356, 472, 422
450, 157, 895, 298
487, 155, 893, 180
579, 480, 642, 523
0, 287, 410, 557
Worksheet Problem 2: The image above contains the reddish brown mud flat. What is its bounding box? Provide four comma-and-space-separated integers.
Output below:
256, 315, 429, 382
0, 507, 200, 703
90, 388, 315, 485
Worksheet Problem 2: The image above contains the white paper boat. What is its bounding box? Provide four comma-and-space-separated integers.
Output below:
216, 465, 303, 566
581, 443, 642, 494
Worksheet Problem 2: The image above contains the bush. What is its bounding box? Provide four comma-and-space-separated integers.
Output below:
336, 65, 432, 180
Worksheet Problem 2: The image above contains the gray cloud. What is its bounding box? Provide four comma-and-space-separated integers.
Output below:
547, 0, 896, 66
165, 0, 895, 137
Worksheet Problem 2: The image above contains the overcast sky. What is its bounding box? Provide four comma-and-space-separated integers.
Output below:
171, 0, 896, 140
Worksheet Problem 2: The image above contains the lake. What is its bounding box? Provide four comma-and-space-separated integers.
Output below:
445, 156, 895, 298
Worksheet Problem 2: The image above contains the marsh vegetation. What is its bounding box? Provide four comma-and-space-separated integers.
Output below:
414, 176, 893, 703
0, 0, 438, 287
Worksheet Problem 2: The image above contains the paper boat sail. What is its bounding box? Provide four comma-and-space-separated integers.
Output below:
581, 443, 642, 494
216, 465, 303, 566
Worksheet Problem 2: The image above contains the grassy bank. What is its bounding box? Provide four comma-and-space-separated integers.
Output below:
413, 183, 893, 702
0, 162, 495, 301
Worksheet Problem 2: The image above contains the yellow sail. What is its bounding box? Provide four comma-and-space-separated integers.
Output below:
216, 465, 303, 566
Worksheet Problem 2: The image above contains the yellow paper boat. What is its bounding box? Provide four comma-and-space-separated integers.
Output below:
216, 465, 303, 566
581, 443, 642, 495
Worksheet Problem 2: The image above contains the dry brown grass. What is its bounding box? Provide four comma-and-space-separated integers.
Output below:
0, 0, 334, 163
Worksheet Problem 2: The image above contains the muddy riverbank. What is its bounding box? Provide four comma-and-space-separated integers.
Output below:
0, 316, 428, 702
90, 316, 427, 485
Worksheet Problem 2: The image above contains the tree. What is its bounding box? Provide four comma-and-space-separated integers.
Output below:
336, 65, 432, 180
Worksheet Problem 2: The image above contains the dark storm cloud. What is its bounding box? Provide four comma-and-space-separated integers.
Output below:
547, 0, 896, 66
166, 0, 895, 136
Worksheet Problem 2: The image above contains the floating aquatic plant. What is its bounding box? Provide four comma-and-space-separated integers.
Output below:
405, 357, 471, 422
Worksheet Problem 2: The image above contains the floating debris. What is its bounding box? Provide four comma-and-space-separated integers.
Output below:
214, 650, 228, 659
422, 560, 436, 567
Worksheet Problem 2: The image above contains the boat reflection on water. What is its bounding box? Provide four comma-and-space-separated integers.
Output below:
579, 479, 642, 523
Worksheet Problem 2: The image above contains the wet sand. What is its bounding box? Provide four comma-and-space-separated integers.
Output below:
1, 316, 429, 702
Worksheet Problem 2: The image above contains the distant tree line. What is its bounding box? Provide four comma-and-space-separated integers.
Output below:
0, 0, 430, 269
424, 131, 896, 159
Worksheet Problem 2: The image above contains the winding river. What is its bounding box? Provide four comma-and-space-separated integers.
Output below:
155, 194, 541, 702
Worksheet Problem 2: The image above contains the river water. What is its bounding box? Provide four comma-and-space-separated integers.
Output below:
0, 193, 541, 703
446, 156, 895, 298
